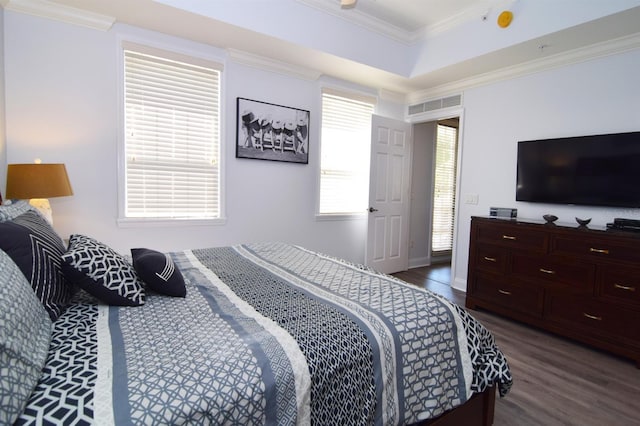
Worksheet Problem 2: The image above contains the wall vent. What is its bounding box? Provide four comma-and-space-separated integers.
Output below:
408, 94, 461, 115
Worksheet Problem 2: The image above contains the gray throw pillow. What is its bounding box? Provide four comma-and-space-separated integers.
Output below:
0, 200, 35, 222
0, 249, 53, 424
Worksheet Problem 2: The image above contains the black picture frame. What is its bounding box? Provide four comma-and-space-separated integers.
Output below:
236, 97, 310, 164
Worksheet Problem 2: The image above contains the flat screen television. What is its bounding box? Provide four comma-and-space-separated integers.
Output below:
516, 131, 640, 208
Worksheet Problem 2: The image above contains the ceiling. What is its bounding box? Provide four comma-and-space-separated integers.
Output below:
300, 0, 505, 36
5, 0, 640, 99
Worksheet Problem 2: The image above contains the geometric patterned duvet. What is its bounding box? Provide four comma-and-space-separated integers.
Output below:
17, 242, 512, 425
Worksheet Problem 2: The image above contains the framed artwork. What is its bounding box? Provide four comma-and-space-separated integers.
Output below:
236, 97, 310, 164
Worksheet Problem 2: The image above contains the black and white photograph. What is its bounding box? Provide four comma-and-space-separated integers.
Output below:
236, 97, 309, 164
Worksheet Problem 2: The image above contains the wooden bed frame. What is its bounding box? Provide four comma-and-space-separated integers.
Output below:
419, 387, 496, 426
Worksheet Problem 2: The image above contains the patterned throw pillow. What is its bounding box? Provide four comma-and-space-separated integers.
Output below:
0, 210, 72, 320
0, 200, 35, 222
131, 248, 186, 297
61, 234, 145, 306
0, 249, 52, 425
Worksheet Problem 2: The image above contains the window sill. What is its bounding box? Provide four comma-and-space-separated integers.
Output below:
117, 217, 226, 228
315, 213, 367, 222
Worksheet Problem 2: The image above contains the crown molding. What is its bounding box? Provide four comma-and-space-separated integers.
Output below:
418, 4, 491, 39
378, 88, 406, 104
295, 0, 413, 45
409, 32, 640, 103
297, 0, 511, 45
3, 0, 115, 31
228, 49, 322, 82
418, 0, 513, 39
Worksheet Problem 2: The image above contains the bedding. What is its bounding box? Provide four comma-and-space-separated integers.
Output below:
5, 240, 512, 425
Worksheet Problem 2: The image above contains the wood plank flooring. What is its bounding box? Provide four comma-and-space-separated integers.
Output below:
392, 265, 640, 426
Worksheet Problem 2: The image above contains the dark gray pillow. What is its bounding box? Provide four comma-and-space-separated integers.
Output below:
62, 234, 145, 306
0, 210, 72, 320
0, 249, 52, 425
131, 248, 186, 297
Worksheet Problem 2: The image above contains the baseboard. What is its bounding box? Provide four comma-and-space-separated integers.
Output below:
408, 256, 430, 269
452, 277, 467, 293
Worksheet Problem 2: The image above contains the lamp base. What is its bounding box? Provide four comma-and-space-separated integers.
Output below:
29, 198, 54, 225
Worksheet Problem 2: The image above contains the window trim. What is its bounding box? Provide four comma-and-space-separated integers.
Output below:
116, 37, 227, 227
314, 212, 367, 221
316, 86, 377, 219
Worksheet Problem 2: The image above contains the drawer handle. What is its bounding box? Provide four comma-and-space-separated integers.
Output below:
583, 313, 602, 321
498, 289, 512, 295
589, 247, 609, 255
539, 268, 556, 275
502, 235, 516, 240
614, 283, 636, 292
483, 256, 497, 262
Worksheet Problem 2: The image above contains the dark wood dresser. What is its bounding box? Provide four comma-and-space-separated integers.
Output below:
465, 216, 640, 367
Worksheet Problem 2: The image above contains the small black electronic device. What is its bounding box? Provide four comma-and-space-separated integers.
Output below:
489, 207, 517, 218
613, 218, 640, 227
606, 218, 640, 232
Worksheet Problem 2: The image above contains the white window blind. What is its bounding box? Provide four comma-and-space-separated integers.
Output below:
431, 123, 458, 253
124, 47, 221, 219
319, 91, 375, 214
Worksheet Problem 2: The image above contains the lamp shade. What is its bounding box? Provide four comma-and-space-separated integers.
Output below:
6, 163, 73, 199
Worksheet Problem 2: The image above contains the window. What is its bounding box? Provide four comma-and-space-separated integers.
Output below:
431, 122, 458, 254
319, 90, 375, 215
122, 43, 222, 221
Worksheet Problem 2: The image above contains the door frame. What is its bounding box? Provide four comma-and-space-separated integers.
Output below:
407, 106, 465, 290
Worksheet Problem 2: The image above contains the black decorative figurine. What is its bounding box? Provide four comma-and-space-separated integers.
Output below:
576, 217, 591, 227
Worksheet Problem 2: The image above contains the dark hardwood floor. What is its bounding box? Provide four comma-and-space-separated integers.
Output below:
393, 265, 640, 426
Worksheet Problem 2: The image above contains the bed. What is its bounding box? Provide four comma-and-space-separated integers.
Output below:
0, 201, 512, 425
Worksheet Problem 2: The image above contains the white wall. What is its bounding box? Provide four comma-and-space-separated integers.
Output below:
453, 47, 640, 290
3, 11, 403, 263
5, 10, 640, 286
408, 121, 436, 268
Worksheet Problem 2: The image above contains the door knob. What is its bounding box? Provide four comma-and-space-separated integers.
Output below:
368, 207, 378, 213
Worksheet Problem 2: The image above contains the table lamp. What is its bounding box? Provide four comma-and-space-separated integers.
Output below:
6, 162, 73, 224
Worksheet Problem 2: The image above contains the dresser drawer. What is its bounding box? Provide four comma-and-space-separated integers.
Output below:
474, 244, 508, 274
476, 221, 547, 252
545, 294, 640, 345
551, 235, 640, 264
598, 265, 640, 307
471, 273, 543, 316
511, 253, 594, 292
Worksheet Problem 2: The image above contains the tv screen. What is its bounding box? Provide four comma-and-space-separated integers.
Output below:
516, 131, 640, 208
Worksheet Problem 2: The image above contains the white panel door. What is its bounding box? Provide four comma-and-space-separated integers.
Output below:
365, 115, 412, 274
